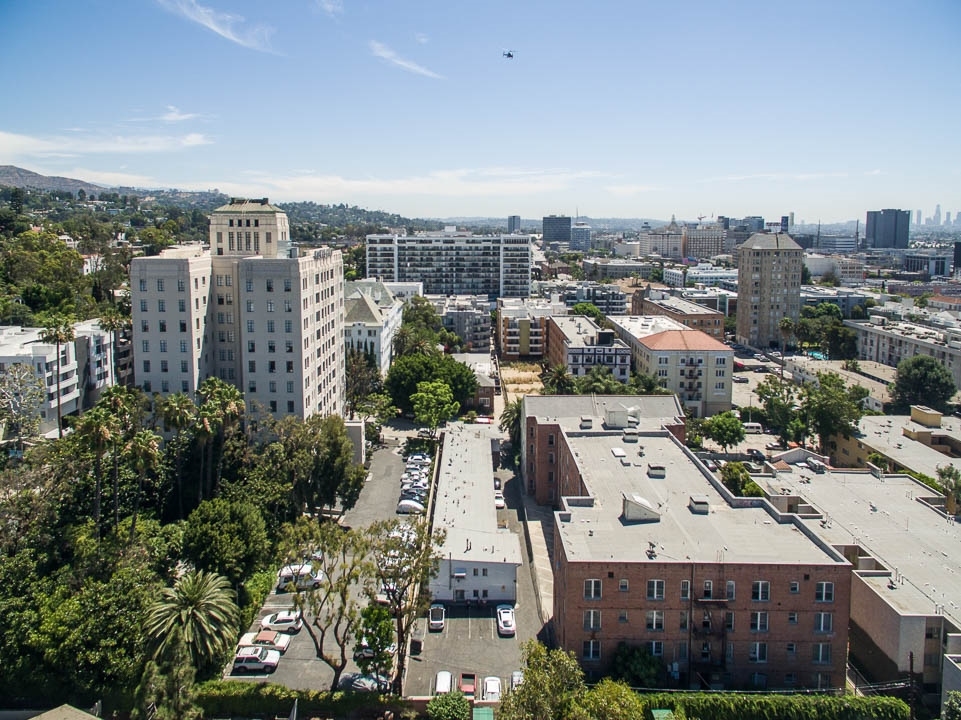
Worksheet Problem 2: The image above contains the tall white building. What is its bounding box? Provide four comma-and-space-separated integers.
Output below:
365, 229, 531, 299
131, 198, 345, 420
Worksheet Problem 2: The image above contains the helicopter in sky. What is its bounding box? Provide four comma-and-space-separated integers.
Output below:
503, 50, 514, 59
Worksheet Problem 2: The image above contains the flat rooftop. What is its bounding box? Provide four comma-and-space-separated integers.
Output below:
856, 414, 961, 479
645, 294, 723, 317
524, 394, 685, 434
608, 315, 689, 339
787, 357, 891, 403
550, 316, 629, 349
774, 469, 961, 627
435, 422, 522, 566
556, 432, 845, 567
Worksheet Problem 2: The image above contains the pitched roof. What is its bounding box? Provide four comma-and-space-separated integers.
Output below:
344, 292, 384, 325
641, 329, 729, 351
33, 706, 99, 720
739, 232, 802, 251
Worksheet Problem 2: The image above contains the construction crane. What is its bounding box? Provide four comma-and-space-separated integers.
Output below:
697, 214, 706, 223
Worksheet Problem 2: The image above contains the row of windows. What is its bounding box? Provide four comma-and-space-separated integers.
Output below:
248, 381, 298, 394
584, 578, 834, 603
582, 639, 832, 665
584, 608, 833, 633
245, 300, 294, 313
247, 360, 296, 373
139, 278, 202, 293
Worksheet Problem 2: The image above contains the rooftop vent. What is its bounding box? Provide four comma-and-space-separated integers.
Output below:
688, 494, 710, 514
621, 493, 660, 523
648, 464, 666, 478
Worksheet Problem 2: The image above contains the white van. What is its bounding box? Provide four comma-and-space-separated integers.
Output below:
435, 670, 452, 695
742, 422, 763, 434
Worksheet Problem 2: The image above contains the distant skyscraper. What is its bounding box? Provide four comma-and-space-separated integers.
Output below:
508, 215, 521, 233
788, 212, 795, 232
947, 212, 953, 226
570, 222, 592, 252
736, 233, 802, 349
780, 216, 789, 233
916, 210, 922, 226
934, 204, 942, 226
865, 209, 910, 249
542, 215, 572, 244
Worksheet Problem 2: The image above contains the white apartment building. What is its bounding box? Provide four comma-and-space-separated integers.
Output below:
636, 219, 684, 259
496, 296, 568, 360
545, 316, 632, 383
0, 320, 118, 437
344, 280, 403, 373
682, 225, 726, 260
131, 198, 345, 421
663, 263, 738, 288
365, 230, 531, 299
846, 316, 961, 391
608, 315, 733, 418
804, 253, 865, 286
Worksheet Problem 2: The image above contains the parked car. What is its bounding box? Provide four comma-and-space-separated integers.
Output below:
417, 428, 433, 438
733, 375, 749, 383
747, 448, 766, 463
428, 603, 445, 631
496, 604, 516, 636
239, 630, 291, 654
353, 639, 397, 660
510, 670, 524, 690
396, 499, 425, 515
494, 491, 506, 509
704, 459, 718, 471
494, 477, 502, 490
754, 366, 768, 373
276, 563, 323, 591
232, 646, 280, 674
483, 676, 502, 702
339, 672, 390, 693
260, 610, 303, 633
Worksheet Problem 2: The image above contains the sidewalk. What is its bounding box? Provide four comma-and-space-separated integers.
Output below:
520, 486, 555, 641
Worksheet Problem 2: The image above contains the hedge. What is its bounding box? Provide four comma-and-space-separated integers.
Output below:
195, 680, 410, 719
637, 692, 910, 720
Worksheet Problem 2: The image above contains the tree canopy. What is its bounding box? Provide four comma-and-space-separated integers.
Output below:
892, 354, 957, 413
702, 411, 745, 453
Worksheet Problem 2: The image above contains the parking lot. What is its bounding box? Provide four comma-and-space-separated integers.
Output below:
230, 420, 541, 697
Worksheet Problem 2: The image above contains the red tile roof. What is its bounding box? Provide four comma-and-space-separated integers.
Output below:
641, 330, 729, 352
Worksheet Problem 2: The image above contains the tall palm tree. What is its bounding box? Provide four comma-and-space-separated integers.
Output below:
40, 314, 76, 438
541, 364, 576, 395
126, 428, 161, 545
499, 397, 523, 453
159, 392, 197, 520
199, 378, 244, 497
75, 407, 119, 546
102, 385, 146, 529
143, 570, 239, 671
778, 317, 795, 383
99, 305, 130, 388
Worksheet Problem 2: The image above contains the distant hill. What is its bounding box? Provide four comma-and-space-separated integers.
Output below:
438, 216, 668, 232
0, 165, 105, 195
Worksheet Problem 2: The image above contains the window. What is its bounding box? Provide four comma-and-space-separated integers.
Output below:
141, 340, 150, 353
286, 381, 294, 393
749, 642, 768, 663
583, 640, 600, 661
248, 341, 256, 352
140, 300, 148, 312
141, 321, 149, 332
246, 301, 254, 312
180, 360, 188, 372
584, 610, 601, 631
680, 580, 690, 600
584, 579, 601, 599
267, 320, 275, 333
786, 642, 797, 656
157, 300, 166, 312
619, 611, 628, 623
646, 610, 664, 631
159, 340, 167, 353
287, 400, 295, 413
619, 579, 629, 592
268, 341, 276, 353
248, 381, 256, 393
284, 278, 291, 291
812, 643, 831, 664
268, 361, 276, 374
752, 581, 770, 601
284, 320, 293, 333
649, 641, 663, 657
814, 612, 833, 633
157, 279, 164, 292
725, 611, 735, 631
142, 360, 151, 373
139, 279, 147, 291
784, 672, 797, 685
248, 361, 256, 373
180, 340, 188, 352
788, 612, 798, 625
703, 580, 713, 599
548, 433, 555, 446
178, 299, 186, 312
269, 400, 277, 412
285, 340, 294, 353
286, 361, 294, 373
179, 320, 187, 332
790, 581, 800, 594
647, 579, 665, 600
680, 611, 689, 630
266, 279, 274, 292
247, 320, 255, 333
750, 611, 769, 632
815, 582, 834, 603
726, 580, 736, 600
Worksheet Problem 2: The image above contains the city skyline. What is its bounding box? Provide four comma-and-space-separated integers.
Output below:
0, 0, 958, 222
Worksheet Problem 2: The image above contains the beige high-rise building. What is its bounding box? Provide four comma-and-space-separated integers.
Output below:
736, 233, 802, 350
131, 198, 345, 420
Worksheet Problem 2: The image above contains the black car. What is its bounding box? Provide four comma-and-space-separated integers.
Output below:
747, 448, 766, 463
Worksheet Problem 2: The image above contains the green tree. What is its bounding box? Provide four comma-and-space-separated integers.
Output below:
411, 380, 460, 434
542, 364, 576, 395
126, 428, 162, 545
345, 347, 382, 419
183, 499, 269, 587
802, 371, 868, 454
937, 465, 961, 514
39, 314, 76, 438
943, 690, 961, 720
720, 461, 752, 495
702, 411, 745, 453
144, 570, 240, 673
386, 354, 477, 413
0, 362, 45, 454
158, 392, 197, 520
577, 678, 647, 720
754, 375, 797, 443
99, 304, 131, 386
574, 366, 624, 395
570, 302, 604, 323
426, 691, 471, 720
608, 642, 664, 688
367, 518, 446, 694
500, 397, 523, 455
354, 603, 395, 680
498, 640, 586, 720
197, 377, 244, 498
892, 355, 957, 413
132, 634, 202, 720
74, 406, 119, 545
279, 518, 371, 692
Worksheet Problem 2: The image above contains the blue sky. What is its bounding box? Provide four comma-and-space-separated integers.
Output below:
0, 0, 958, 222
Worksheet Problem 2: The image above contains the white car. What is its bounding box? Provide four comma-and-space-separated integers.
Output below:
428, 603, 445, 631
494, 491, 506, 509
260, 610, 303, 633
239, 630, 291, 654
496, 604, 516, 636
353, 639, 397, 660
396, 499, 425, 515
276, 563, 323, 591
483, 676, 502, 701
232, 646, 280, 674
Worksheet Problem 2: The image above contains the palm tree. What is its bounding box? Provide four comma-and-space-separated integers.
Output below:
75, 407, 119, 546
102, 385, 146, 529
499, 397, 523, 453
40, 314, 76, 438
126, 428, 161, 545
541, 364, 576, 395
99, 305, 130, 388
159, 392, 197, 520
199, 378, 244, 497
144, 570, 239, 671
778, 317, 795, 383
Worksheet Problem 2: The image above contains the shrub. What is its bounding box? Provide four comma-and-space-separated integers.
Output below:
194, 680, 409, 718
237, 570, 275, 631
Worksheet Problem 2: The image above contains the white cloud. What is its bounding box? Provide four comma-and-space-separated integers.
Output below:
0, 128, 212, 162
156, 0, 276, 53
64, 168, 159, 187
317, 0, 343, 16
161, 106, 199, 123
369, 41, 443, 79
